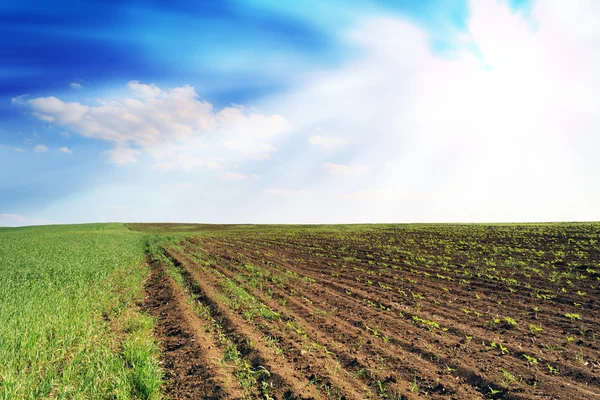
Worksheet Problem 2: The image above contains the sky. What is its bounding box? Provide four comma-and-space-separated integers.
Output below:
1, 0, 600, 226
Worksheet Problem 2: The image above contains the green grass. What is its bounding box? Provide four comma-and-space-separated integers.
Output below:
0, 223, 162, 399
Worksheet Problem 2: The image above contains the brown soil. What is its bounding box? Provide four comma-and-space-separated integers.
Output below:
143, 258, 243, 399
138, 225, 600, 399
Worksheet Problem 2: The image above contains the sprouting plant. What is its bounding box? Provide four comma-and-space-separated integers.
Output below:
410, 377, 420, 394
547, 363, 560, 375
489, 387, 501, 395
523, 354, 538, 365
545, 343, 562, 352
489, 317, 501, 327
365, 325, 381, 337
565, 313, 581, 321
376, 380, 386, 397
500, 368, 516, 387
529, 324, 543, 334
503, 316, 518, 327
412, 315, 441, 330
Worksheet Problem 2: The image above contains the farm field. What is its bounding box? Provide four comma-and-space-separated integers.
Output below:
0, 223, 162, 399
130, 223, 600, 399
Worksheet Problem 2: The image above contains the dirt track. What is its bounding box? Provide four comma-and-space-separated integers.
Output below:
143, 225, 600, 399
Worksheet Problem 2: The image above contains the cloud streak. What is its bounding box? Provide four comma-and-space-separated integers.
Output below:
18, 82, 290, 168
254, 0, 600, 222
323, 162, 370, 176
308, 135, 347, 149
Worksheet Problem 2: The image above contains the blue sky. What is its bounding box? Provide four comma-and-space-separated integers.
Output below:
2, 0, 599, 225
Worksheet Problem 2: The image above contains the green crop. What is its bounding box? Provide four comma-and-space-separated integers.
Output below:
0, 223, 162, 399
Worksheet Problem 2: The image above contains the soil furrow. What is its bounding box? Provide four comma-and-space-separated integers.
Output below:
143, 258, 239, 399
163, 248, 338, 400
187, 236, 600, 399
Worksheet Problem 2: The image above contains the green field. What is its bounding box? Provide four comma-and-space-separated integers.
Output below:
0, 223, 162, 399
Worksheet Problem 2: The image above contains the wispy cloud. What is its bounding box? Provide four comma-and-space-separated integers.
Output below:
33, 144, 48, 153
220, 171, 248, 181
104, 145, 139, 165
307, 135, 347, 149
69, 82, 82, 89
58, 146, 72, 154
323, 162, 370, 176
264, 188, 312, 197
17, 82, 290, 168
11, 94, 28, 105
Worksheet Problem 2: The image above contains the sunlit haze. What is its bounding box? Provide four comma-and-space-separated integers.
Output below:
2, 0, 599, 225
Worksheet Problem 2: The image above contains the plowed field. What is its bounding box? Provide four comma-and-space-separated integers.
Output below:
135, 224, 600, 399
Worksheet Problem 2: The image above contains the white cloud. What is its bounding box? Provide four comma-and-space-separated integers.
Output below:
104, 145, 139, 165
148, 136, 222, 171
264, 188, 312, 197
34, 113, 54, 122
58, 146, 72, 154
308, 135, 347, 149
220, 171, 248, 181
224, 140, 276, 159
343, 189, 392, 201
11, 94, 28, 105
20, 81, 289, 167
127, 80, 161, 98
323, 162, 370, 176
0, 145, 24, 152
217, 106, 289, 139
69, 82, 82, 89
251, 0, 600, 222
154, 156, 221, 171
33, 144, 48, 153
